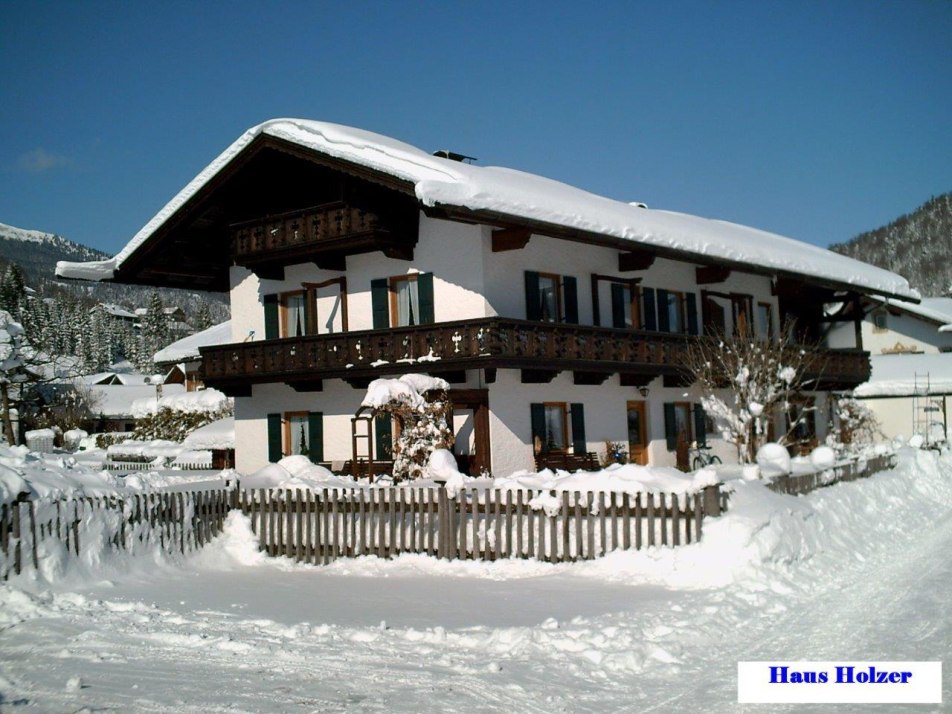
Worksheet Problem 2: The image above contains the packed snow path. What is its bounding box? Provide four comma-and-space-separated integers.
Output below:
1, 450, 949, 711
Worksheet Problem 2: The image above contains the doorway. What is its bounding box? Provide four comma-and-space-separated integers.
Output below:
626, 400, 648, 465
448, 389, 490, 476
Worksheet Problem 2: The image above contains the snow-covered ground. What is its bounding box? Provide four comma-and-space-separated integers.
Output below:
1, 447, 950, 711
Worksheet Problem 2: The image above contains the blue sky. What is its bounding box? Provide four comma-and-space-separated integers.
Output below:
1, 0, 949, 257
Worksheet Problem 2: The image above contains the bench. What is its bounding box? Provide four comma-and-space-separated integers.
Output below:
534, 451, 600, 472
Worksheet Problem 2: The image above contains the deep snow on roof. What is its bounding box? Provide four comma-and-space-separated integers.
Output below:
153, 321, 232, 365
877, 296, 952, 327
56, 118, 919, 301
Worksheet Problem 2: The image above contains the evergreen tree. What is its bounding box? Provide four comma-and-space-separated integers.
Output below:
194, 302, 212, 331
0, 264, 26, 315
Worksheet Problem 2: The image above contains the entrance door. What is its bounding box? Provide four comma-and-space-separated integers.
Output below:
448, 389, 490, 476
626, 400, 648, 465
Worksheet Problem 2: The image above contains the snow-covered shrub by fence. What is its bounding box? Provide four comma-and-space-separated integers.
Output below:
1, 488, 233, 581
235, 485, 726, 565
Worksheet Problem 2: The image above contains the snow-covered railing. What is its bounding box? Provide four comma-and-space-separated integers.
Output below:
101, 460, 214, 473
0, 489, 232, 580
765, 453, 897, 496
235, 484, 726, 565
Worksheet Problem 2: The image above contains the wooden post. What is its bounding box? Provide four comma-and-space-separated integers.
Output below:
562, 492, 572, 563
702, 484, 721, 517
515, 490, 524, 559
598, 492, 606, 556
72, 499, 80, 556
494, 490, 503, 562
526, 491, 535, 560
177, 492, 185, 554
573, 492, 583, 561
659, 493, 667, 547
27, 500, 39, 571
504, 491, 513, 559
647, 493, 655, 547
323, 488, 332, 564
622, 493, 631, 550
671, 493, 681, 546
12, 501, 21, 576
634, 493, 643, 550
549, 491, 558, 563
694, 493, 704, 539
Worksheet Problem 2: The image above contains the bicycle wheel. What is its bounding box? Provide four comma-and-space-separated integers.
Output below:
708, 455, 722, 465
691, 456, 704, 471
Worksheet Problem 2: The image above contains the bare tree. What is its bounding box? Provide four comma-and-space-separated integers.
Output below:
684, 321, 824, 463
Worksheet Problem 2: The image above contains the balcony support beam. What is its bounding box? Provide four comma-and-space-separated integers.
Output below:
521, 369, 559, 384
618, 249, 656, 272
573, 371, 610, 385
696, 266, 732, 285
492, 227, 532, 252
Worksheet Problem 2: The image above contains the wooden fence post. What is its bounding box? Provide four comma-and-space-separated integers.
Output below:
702, 484, 721, 517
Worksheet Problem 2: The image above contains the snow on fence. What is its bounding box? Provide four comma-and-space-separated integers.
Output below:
236, 485, 726, 565
100, 460, 214, 472
0, 489, 232, 580
766, 453, 897, 496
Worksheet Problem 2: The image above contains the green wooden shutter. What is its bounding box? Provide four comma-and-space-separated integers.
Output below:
657, 289, 671, 332
570, 403, 586, 454
375, 414, 393, 459
562, 276, 579, 324
610, 282, 627, 328
663, 403, 677, 451
417, 272, 435, 324
307, 412, 323, 463
642, 288, 657, 331
693, 404, 707, 448
530, 403, 546, 451
524, 271, 541, 320
267, 413, 282, 462
686, 293, 699, 335
263, 294, 279, 340
371, 278, 390, 329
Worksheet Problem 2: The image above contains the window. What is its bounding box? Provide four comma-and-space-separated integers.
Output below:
263, 278, 348, 339
390, 274, 421, 327
755, 302, 773, 339
663, 402, 707, 451
732, 295, 753, 336
872, 310, 888, 333
284, 411, 311, 457
786, 398, 817, 446
665, 291, 685, 333
524, 271, 578, 323
592, 275, 640, 328
267, 411, 323, 463
371, 273, 434, 329
280, 291, 307, 337
530, 402, 585, 454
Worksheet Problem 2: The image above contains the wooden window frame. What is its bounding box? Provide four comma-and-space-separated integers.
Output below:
283, 410, 310, 457
665, 290, 686, 334
302, 276, 348, 334
626, 400, 648, 462
592, 274, 641, 329
279, 290, 306, 338
388, 274, 419, 327
872, 309, 888, 333
536, 272, 563, 323
542, 401, 570, 453
732, 294, 754, 337
672, 401, 694, 443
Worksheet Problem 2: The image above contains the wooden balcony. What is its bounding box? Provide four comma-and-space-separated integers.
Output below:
231, 201, 416, 276
200, 318, 870, 393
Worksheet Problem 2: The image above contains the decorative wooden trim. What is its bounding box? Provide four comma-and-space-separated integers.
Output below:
492, 227, 532, 252
618, 250, 656, 272
696, 266, 732, 285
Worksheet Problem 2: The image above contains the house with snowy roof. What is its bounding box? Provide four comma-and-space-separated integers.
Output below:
829, 296, 952, 443
57, 119, 919, 476
153, 320, 233, 392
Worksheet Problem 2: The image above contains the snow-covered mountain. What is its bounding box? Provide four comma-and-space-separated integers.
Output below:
830, 192, 952, 297
0, 221, 108, 283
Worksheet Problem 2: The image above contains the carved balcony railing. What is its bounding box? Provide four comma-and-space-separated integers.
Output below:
231, 201, 415, 276
200, 318, 870, 391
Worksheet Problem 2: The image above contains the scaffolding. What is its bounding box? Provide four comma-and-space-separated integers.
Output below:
912, 372, 947, 447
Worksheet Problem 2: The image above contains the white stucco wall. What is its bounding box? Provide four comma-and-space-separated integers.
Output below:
856, 394, 949, 443
828, 309, 952, 354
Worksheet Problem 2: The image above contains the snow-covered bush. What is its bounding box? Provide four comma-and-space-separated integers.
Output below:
832, 397, 882, 451
361, 375, 454, 482
685, 322, 822, 463
133, 405, 232, 443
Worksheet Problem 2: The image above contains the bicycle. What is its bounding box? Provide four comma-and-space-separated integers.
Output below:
690, 442, 722, 471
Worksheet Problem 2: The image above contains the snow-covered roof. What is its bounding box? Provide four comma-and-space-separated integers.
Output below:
97, 303, 137, 319
853, 353, 952, 398
89, 383, 186, 418
875, 296, 952, 328
56, 119, 919, 302
79, 371, 152, 387
182, 417, 235, 450
153, 321, 232, 365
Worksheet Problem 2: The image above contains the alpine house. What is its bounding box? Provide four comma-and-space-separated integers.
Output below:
57, 119, 919, 476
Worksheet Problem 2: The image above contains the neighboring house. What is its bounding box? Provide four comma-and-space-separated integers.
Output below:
153, 320, 233, 391
97, 303, 138, 325
84, 381, 187, 433
830, 297, 952, 443
57, 119, 918, 476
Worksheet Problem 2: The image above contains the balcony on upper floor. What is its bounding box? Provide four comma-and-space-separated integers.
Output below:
231, 200, 418, 278
199, 318, 871, 395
